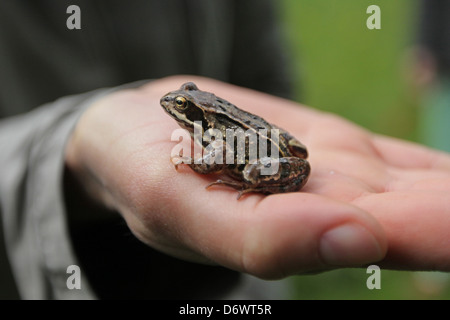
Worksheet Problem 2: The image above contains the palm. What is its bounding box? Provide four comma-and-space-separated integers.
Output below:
297, 110, 450, 271
77, 76, 450, 277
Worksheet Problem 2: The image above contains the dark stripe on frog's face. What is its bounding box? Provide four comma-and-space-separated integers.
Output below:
160, 92, 204, 131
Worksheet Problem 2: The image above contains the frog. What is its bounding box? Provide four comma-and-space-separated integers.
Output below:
160, 82, 310, 199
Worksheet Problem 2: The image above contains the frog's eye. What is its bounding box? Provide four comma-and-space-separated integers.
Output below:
174, 96, 188, 110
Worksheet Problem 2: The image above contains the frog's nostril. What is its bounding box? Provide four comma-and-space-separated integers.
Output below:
161, 96, 171, 104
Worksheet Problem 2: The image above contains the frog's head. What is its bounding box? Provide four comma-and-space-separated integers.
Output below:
160, 82, 208, 133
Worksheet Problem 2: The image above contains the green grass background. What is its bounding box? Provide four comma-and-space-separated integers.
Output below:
282, 0, 418, 139
279, 0, 450, 299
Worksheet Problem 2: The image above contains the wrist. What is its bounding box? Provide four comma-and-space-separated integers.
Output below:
64, 105, 118, 214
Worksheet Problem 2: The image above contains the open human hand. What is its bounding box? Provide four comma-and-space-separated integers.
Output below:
66, 75, 450, 278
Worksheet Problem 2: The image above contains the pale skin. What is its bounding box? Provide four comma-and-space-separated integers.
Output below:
66, 75, 450, 279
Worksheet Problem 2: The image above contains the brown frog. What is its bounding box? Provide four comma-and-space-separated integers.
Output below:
160, 82, 310, 198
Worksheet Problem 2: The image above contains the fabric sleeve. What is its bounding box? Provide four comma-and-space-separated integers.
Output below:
229, 0, 293, 99
418, 0, 450, 75
0, 88, 113, 299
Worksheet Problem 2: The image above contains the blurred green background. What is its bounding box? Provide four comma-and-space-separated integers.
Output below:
279, 0, 450, 299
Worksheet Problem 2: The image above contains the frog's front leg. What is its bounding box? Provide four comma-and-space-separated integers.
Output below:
171, 142, 226, 174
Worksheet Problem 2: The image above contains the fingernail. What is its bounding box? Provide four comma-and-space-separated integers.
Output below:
319, 223, 384, 266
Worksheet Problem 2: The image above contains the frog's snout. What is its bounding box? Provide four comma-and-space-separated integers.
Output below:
160, 95, 173, 110
161, 95, 171, 104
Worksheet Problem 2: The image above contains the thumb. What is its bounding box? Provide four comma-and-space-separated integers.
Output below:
232, 193, 387, 278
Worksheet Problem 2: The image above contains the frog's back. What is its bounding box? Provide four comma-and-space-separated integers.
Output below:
176, 82, 292, 157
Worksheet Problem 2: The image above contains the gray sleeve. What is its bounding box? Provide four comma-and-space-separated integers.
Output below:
418, 0, 450, 75
0, 88, 113, 299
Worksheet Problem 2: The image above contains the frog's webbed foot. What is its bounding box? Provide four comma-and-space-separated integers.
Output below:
171, 156, 193, 170
206, 179, 254, 200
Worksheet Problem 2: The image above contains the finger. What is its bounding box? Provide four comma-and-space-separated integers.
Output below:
354, 191, 450, 271
372, 135, 450, 170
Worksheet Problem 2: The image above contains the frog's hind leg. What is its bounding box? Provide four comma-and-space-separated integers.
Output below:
206, 179, 251, 199
206, 179, 268, 199
206, 179, 244, 191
